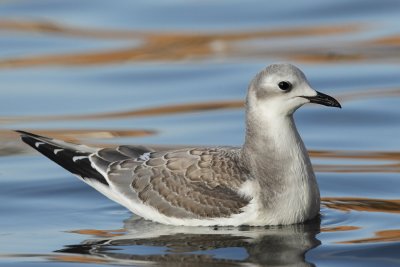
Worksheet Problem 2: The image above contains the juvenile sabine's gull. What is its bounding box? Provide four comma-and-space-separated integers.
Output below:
17, 63, 341, 226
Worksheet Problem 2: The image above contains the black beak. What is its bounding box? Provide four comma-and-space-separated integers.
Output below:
303, 91, 341, 108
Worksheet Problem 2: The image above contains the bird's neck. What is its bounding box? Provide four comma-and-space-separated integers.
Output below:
241, 109, 320, 222
243, 110, 303, 160
241, 109, 315, 188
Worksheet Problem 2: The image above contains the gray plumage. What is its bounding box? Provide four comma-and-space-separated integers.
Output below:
17, 63, 341, 226
94, 146, 250, 218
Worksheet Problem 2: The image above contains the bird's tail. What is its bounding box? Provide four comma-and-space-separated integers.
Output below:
16, 130, 109, 185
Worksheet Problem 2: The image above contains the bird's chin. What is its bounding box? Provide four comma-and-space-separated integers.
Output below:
287, 97, 310, 113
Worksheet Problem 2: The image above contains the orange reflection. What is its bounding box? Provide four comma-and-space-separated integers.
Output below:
68, 229, 125, 237
310, 150, 400, 161
50, 255, 108, 264
0, 19, 359, 68
339, 229, 400, 244
311, 149, 400, 173
13, 129, 156, 143
291, 53, 364, 63
370, 35, 400, 46
322, 197, 400, 214
0, 19, 358, 40
1, 101, 243, 123
2, 19, 400, 66
0, 20, 142, 39
314, 164, 400, 173
336, 87, 400, 103
321, 226, 360, 232
61, 101, 244, 121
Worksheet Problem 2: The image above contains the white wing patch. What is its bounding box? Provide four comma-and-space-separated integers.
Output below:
72, 156, 88, 162
53, 149, 63, 155
35, 142, 45, 148
139, 152, 151, 161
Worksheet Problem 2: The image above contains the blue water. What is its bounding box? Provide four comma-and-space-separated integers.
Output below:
1, 1, 400, 266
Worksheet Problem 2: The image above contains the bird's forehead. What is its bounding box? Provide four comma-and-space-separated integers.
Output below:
262, 64, 307, 82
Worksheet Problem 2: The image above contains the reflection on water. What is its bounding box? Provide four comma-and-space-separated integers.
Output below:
2, 0, 400, 266
3, 129, 155, 143
323, 197, 400, 214
1, 101, 244, 123
339, 229, 400, 244
0, 20, 359, 68
2, 17, 400, 68
51, 217, 320, 266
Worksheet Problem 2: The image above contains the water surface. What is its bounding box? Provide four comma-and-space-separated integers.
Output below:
1, 1, 400, 266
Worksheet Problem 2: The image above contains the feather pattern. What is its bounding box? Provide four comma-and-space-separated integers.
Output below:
17, 131, 251, 221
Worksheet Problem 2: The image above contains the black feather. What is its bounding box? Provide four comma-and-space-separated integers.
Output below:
17, 130, 109, 186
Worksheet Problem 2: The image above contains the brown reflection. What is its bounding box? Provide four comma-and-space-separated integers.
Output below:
0, 19, 359, 68
3, 19, 400, 66
2, 100, 243, 123
311, 149, 400, 173
0, 19, 357, 40
291, 53, 364, 63
335, 87, 400, 103
0, 130, 29, 156
339, 229, 400, 244
314, 164, 400, 173
0, 20, 142, 39
44, 101, 243, 121
310, 150, 400, 161
370, 35, 400, 46
68, 229, 125, 238
286, 35, 400, 64
11, 129, 155, 143
321, 226, 360, 232
50, 255, 109, 264
322, 197, 400, 214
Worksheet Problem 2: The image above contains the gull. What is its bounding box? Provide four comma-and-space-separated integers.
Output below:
17, 63, 341, 226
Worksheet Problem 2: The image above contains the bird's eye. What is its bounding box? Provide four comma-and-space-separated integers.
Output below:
278, 81, 292, 91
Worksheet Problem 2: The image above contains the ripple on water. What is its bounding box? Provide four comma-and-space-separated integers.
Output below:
2, 0, 400, 266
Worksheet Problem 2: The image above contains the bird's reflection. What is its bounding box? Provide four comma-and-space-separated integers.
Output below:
56, 216, 321, 266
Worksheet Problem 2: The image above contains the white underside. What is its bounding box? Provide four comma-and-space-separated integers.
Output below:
88, 182, 261, 226
81, 170, 316, 226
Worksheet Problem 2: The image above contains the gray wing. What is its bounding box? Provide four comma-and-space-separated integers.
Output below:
17, 131, 251, 220
93, 147, 251, 219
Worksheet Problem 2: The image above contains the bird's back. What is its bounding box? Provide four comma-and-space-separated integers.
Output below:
18, 131, 253, 225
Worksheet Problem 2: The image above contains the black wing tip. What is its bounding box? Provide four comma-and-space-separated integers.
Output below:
15, 130, 47, 147
15, 130, 42, 137
16, 130, 110, 186
15, 129, 31, 135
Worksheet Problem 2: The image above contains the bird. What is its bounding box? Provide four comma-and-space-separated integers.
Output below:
17, 63, 341, 226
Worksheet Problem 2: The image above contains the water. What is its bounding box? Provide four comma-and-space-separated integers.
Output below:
1, 0, 400, 266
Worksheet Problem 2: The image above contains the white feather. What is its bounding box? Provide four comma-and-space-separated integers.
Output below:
35, 142, 45, 148
139, 152, 151, 161
72, 156, 88, 162
53, 149, 63, 155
